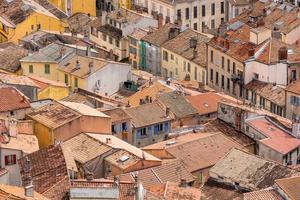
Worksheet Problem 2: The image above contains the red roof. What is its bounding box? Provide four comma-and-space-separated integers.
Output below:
0, 87, 31, 112
186, 93, 236, 115
247, 117, 300, 154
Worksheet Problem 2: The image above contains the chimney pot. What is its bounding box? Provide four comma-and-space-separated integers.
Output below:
25, 184, 34, 197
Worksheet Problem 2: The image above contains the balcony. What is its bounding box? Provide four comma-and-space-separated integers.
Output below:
231, 74, 244, 85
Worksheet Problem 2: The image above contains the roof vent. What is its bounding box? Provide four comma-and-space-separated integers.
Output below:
119, 155, 129, 162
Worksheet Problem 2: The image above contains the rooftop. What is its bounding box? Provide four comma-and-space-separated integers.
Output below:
144, 132, 243, 173
246, 116, 300, 154
147, 182, 201, 200
126, 81, 173, 107
186, 93, 236, 115
285, 80, 300, 95
0, 86, 31, 113
129, 28, 149, 40
0, 43, 28, 73
118, 160, 194, 189
125, 102, 171, 128
0, 73, 37, 88
162, 28, 210, 66
102, 108, 131, 123
1, 134, 39, 154
18, 144, 69, 198
158, 92, 198, 118
0, 184, 49, 200
243, 189, 283, 200
142, 24, 178, 47
245, 80, 285, 107
275, 176, 300, 200
209, 148, 300, 191
28, 76, 67, 90
20, 43, 75, 63
106, 8, 151, 23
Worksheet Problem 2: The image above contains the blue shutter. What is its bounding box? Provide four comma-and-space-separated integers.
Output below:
296, 97, 300, 107
164, 123, 169, 132
148, 126, 152, 136
136, 129, 141, 139
154, 125, 159, 135
291, 96, 294, 105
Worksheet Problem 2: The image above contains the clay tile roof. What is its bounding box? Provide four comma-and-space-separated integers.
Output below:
27, 101, 81, 129
162, 28, 210, 66
209, 148, 300, 191
28, 76, 67, 90
0, 43, 28, 73
0, 184, 49, 200
228, 0, 250, 6
18, 144, 69, 198
106, 8, 149, 23
244, 189, 283, 200
129, 28, 149, 40
102, 108, 131, 123
125, 102, 171, 128
147, 182, 201, 200
246, 116, 300, 154
126, 81, 173, 107
275, 176, 300, 200
0, 134, 39, 154
158, 92, 198, 118
186, 93, 235, 115
0, 87, 31, 113
118, 160, 194, 189
144, 133, 243, 173
142, 24, 177, 46
286, 80, 300, 95
0, 73, 37, 88
245, 80, 285, 106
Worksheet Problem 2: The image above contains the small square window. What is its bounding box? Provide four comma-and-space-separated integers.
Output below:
44, 64, 50, 74
29, 65, 33, 73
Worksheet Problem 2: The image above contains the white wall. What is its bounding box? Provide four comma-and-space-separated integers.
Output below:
122, 17, 158, 37
87, 62, 131, 96
0, 148, 23, 186
244, 61, 287, 85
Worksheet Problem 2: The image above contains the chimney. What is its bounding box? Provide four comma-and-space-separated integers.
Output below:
248, 49, 255, 57
158, 13, 163, 29
106, 138, 111, 143
86, 171, 94, 181
278, 47, 288, 62
134, 175, 144, 200
86, 45, 91, 57
75, 60, 80, 69
88, 61, 93, 73
168, 27, 180, 39
166, 107, 170, 117
25, 184, 34, 198
179, 179, 187, 188
224, 40, 230, 49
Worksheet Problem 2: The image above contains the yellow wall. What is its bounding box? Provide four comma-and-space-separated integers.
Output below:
32, 122, 53, 148
49, 0, 96, 16
21, 62, 59, 81
57, 70, 87, 91
38, 86, 69, 100
0, 12, 66, 43
119, 0, 132, 9
161, 48, 206, 84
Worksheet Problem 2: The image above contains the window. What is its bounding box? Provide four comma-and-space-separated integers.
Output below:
154, 123, 164, 134
227, 59, 230, 72
221, 75, 224, 88
130, 38, 137, 46
221, 2, 224, 14
254, 73, 259, 80
193, 6, 197, 18
163, 51, 168, 61
194, 67, 197, 80
239, 85, 243, 97
116, 40, 120, 48
183, 61, 186, 72
260, 96, 265, 108
210, 50, 214, 62
185, 7, 189, 19
187, 63, 191, 72
109, 37, 113, 44
210, 69, 213, 81
177, 9, 181, 20
29, 65, 33, 73
290, 96, 300, 106
37, 24, 41, 30
141, 128, 147, 136
113, 20, 116, 27
202, 5, 205, 17
233, 62, 236, 74
122, 122, 127, 131
5, 155, 16, 165
211, 3, 215, 15
74, 78, 78, 88
215, 71, 219, 85
292, 70, 297, 81
221, 17, 224, 23
164, 123, 169, 132
221, 56, 225, 68
193, 23, 197, 30
64, 74, 68, 85
171, 54, 174, 60
112, 125, 116, 134
129, 46, 137, 55
227, 78, 230, 90
44, 64, 50, 74
202, 22, 205, 32
103, 34, 107, 41
31, 25, 34, 30
211, 19, 215, 29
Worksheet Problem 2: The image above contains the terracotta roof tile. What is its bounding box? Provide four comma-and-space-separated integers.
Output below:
244, 189, 283, 200
275, 176, 300, 200
285, 80, 300, 95
102, 108, 131, 123
142, 24, 177, 47
0, 184, 49, 200
0, 87, 31, 112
